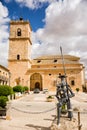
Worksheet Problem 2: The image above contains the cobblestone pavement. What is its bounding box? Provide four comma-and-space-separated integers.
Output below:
0, 93, 57, 130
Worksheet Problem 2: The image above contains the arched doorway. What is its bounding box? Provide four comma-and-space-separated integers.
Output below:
30, 73, 42, 91
35, 82, 40, 89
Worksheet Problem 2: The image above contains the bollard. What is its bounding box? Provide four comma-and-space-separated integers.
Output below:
78, 111, 82, 130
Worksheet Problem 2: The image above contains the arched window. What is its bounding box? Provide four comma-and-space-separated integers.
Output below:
69, 77, 75, 86
71, 80, 75, 86
17, 28, 21, 36
17, 54, 20, 60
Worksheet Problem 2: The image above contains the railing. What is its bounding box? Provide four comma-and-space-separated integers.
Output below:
0, 75, 8, 81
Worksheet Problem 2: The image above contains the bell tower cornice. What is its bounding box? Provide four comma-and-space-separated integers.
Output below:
9, 37, 32, 45
10, 20, 32, 31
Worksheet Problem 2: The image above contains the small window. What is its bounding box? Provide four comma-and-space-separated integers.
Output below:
71, 80, 75, 86
37, 60, 41, 63
17, 54, 20, 60
17, 28, 21, 36
54, 59, 57, 62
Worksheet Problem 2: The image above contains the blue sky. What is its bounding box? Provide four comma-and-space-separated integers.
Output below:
0, 0, 87, 77
1, 0, 48, 31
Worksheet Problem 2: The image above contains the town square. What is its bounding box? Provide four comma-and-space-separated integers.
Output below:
0, 0, 87, 130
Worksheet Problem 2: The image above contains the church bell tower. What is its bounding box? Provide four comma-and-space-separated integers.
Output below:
8, 18, 32, 86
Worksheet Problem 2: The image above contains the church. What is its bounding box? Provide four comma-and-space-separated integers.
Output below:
8, 18, 85, 91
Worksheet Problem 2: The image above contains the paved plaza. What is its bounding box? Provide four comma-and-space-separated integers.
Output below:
0, 93, 57, 130
0, 92, 87, 130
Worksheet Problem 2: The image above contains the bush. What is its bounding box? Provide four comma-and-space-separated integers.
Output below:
0, 85, 13, 96
76, 88, 80, 92
13, 85, 23, 93
23, 86, 29, 92
0, 96, 8, 108
47, 95, 54, 99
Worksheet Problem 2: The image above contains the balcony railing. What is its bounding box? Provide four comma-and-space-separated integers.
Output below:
0, 75, 8, 81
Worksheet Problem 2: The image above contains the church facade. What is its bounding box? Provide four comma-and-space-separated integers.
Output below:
8, 18, 85, 91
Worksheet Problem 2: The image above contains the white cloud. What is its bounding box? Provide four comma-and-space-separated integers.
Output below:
31, 0, 87, 78
1, 0, 87, 78
31, 0, 87, 54
15, 0, 56, 9
0, 2, 10, 67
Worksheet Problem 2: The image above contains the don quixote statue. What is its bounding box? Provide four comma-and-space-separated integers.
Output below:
56, 47, 75, 125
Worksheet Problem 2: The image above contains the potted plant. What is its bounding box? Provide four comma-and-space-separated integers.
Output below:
23, 86, 29, 94
0, 85, 13, 116
0, 96, 8, 116
13, 85, 24, 98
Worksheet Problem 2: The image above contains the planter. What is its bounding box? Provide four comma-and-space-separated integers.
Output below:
0, 108, 6, 116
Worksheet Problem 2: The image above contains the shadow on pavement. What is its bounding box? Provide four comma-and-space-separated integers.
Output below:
26, 124, 50, 130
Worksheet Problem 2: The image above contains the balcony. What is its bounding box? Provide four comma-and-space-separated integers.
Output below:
0, 75, 8, 81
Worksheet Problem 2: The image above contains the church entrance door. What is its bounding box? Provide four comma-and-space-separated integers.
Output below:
30, 73, 42, 91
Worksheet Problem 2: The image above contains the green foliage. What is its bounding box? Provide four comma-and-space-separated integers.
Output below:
0, 85, 13, 96
61, 103, 67, 114
76, 88, 80, 92
13, 85, 23, 93
23, 86, 29, 92
0, 96, 8, 108
47, 95, 54, 99
62, 104, 67, 110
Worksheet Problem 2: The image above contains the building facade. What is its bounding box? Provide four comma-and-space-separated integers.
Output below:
0, 65, 10, 85
8, 18, 85, 91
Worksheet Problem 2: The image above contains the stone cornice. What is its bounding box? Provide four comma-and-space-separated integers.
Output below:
10, 20, 32, 31
8, 59, 32, 64
0, 65, 9, 72
9, 37, 32, 45
27, 67, 82, 73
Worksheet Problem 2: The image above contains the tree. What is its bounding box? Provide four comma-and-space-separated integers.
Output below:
0, 85, 13, 96
13, 85, 23, 93
0, 96, 8, 108
76, 88, 80, 92
23, 86, 29, 92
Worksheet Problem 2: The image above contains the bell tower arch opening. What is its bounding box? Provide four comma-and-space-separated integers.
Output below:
30, 73, 42, 91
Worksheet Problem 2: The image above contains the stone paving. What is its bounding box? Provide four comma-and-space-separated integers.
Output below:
0, 93, 57, 130
0, 92, 87, 130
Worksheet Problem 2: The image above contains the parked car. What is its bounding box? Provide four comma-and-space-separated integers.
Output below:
43, 89, 48, 94
33, 88, 40, 94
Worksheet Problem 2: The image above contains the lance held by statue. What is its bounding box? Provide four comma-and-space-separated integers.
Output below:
56, 47, 75, 125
